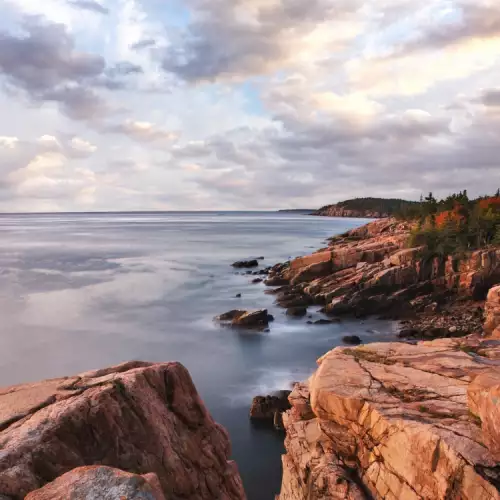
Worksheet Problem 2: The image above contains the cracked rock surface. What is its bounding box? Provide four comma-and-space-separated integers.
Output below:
278, 337, 500, 500
0, 361, 246, 500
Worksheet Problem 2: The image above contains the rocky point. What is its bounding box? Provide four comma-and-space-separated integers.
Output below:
265, 218, 500, 339
0, 361, 245, 499
278, 336, 500, 499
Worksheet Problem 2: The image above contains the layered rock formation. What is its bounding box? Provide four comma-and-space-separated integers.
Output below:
279, 336, 500, 500
266, 219, 500, 338
0, 361, 245, 499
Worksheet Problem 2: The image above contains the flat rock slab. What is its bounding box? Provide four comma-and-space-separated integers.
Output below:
0, 361, 245, 500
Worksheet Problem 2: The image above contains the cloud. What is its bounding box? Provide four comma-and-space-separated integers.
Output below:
67, 0, 109, 15
481, 88, 500, 108
386, 2, 500, 57
0, 15, 143, 120
160, 0, 363, 81
104, 120, 178, 144
130, 39, 156, 51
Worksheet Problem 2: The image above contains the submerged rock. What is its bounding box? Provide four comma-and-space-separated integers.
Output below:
0, 361, 245, 499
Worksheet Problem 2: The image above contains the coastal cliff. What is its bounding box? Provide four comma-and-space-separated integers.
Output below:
0, 361, 245, 499
279, 336, 500, 499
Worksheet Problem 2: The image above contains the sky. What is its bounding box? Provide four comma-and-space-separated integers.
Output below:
0, 0, 499, 211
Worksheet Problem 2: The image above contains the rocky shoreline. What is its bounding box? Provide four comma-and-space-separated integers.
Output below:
262, 218, 499, 340
1, 217, 500, 499
241, 217, 500, 498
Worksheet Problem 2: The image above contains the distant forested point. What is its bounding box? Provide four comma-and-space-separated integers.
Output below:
313, 198, 419, 217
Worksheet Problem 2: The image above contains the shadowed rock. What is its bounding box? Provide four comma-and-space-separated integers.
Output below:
232, 259, 259, 268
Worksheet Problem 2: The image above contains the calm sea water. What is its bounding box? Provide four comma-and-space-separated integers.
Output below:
0, 212, 398, 499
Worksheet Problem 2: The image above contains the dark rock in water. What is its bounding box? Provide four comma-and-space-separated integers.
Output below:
252, 278, 263, 284
216, 309, 270, 329
267, 314, 275, 322
257, 256, 265, 260
277, 294, 312, 309
232, 259, 259, 269
273, 411, 285, 431
314, 319, 333, 325
250, 391, 291, 429
306, 321, 313, 324
235, 294, 242, 298
287, 307, 307, 317
342, 335, 362, 345
265, 277, 289, 287
217, 310, 245, 321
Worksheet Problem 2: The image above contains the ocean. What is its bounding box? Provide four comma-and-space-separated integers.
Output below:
0, 212, 398, 499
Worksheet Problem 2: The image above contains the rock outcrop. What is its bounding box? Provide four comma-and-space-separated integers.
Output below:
266, 218, 500, 338
278, 337, 500, 500
485, 285, 500, 337
0, 361, 245, 499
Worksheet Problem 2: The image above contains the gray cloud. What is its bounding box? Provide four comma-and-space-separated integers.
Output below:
481, 89, 500, 107
67, 0, 109, 15
0, 16, 144, 122
0, 17, 108, 119
168, 86, 499, 209
160, 0, 361, 81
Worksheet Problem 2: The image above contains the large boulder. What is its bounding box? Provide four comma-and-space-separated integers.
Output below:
0, 361, 245, 500
278, 338, 500, 500
232, 259, 259, 268
25, 466, 166, 500
216, 309, 270, 329
485, 285, 500, 337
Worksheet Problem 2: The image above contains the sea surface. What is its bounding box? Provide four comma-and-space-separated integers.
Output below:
0, 212, 398, 499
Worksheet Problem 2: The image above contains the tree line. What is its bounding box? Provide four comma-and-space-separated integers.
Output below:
398, 190, 500, 255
